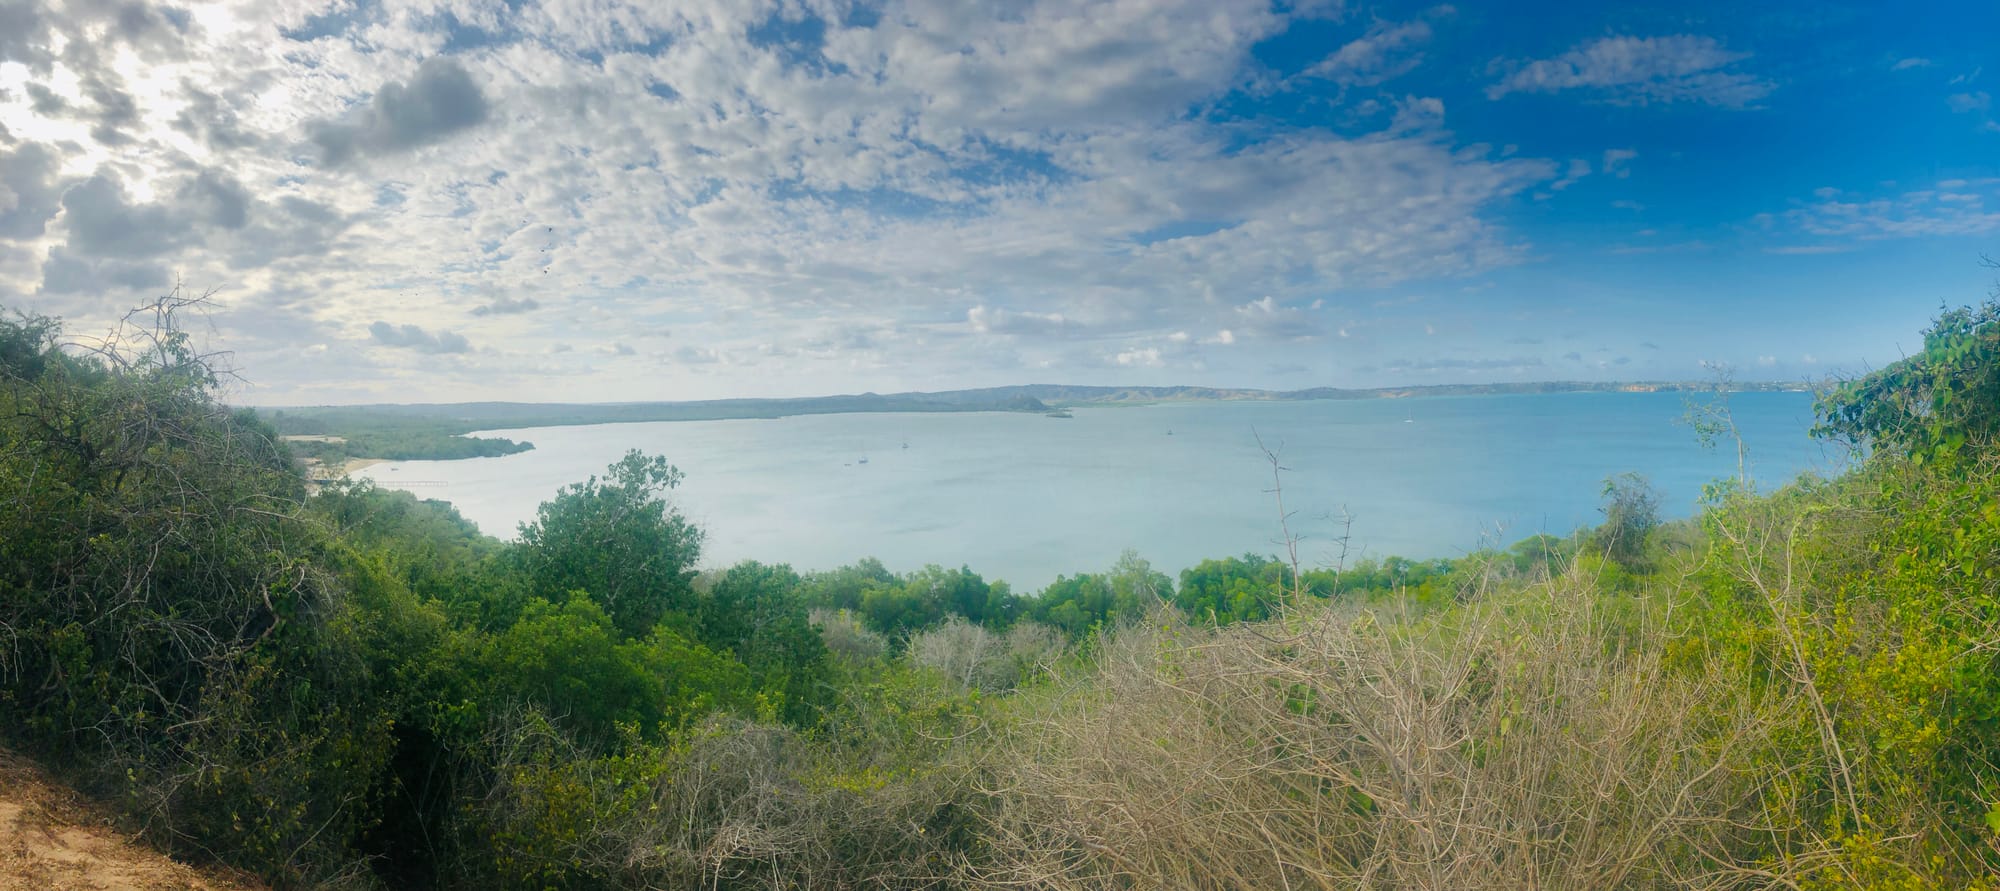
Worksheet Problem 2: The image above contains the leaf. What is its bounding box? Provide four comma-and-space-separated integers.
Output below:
1985, 803, 2000, 836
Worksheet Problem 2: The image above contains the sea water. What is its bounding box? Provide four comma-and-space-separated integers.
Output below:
355, 391, 1840, 590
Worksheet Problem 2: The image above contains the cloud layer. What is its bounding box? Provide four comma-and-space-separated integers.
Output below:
0, 0, 1984, 401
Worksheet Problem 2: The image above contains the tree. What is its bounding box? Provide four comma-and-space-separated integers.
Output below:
1175, 554, 1292, 624
1589, 472, 1660, 571
515, 450, 704, 637
0, 293, 393, 879
1815, 286, 2000, 463
700, 561, 829, 723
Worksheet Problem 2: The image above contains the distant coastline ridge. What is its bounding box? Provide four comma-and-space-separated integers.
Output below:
257, 379, 1808, 465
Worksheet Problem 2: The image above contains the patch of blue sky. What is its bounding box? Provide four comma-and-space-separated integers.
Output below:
942, 138, 1071, 191
747, 11, 840, 74
279, 2, 370, 42
438, 12, 518, 55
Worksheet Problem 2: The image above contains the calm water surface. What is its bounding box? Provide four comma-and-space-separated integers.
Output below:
356, 392, 1842, 590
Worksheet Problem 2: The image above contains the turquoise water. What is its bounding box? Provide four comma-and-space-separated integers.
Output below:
355, 392, 1842, 590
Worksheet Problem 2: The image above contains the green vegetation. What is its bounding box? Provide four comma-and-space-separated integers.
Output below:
4, 292, 1999, 889
258, 392, 1055, 462
288, 429, 536, 465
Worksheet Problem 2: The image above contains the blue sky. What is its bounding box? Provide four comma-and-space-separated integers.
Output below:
0, 0, 1995, 403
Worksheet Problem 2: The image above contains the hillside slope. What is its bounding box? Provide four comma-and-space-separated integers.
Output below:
0, 752, 260, 891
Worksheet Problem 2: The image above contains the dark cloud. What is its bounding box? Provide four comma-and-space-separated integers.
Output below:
60, 175, 189, 257
311, 58, 491, 166
175, 170, 251, 230
37, 246, 169, 295
0, 143, 66, 240
0, 0, 50, 67
1562, 351, 1583, 361
172, 86, 263, 150
472, 296, 540, 315
675, 345, 721, 364
79, 68, 140, 145
1641, 341, 1661, 350
25, 82, 66, 115
221, 195, 348, 268
1, 1, 196, 71
370, 321, 472, 354
52, 165, 350, 274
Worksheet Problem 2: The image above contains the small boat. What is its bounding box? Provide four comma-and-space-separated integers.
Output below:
1166, 429, 1174, 436
902, 441, 909, 449
857, 456, 869, 465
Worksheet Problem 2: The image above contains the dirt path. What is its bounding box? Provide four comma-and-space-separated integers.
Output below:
0, 752, 261, 891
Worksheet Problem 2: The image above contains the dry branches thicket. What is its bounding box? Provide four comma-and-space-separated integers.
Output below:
973, 570, 1802, 891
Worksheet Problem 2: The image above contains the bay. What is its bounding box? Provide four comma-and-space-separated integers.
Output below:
354, 391, 1842, 590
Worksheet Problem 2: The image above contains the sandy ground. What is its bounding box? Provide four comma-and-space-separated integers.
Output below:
341, 458, 383, 475
0, 751, 261, 891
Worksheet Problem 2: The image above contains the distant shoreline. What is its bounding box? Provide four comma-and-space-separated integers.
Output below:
259, 381, 1814, 463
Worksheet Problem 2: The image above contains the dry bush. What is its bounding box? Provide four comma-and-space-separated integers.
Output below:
813, 608, 888, 662
972, 567, 1796, 891
471, 709, 985, 891
907, 617, 1067, 693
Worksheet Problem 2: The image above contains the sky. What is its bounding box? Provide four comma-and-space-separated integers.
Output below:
0, 0, 1996, 404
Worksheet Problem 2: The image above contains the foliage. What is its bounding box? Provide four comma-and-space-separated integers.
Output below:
8, 293, 2000, 889
1815, 293, 2000, 463
1588, 471, 1662, 571
1174, 553, 1293, 624
698, 561, 831, 724
0, 298, 392, 880
515, 449, 704, 638
1027, 549, 1170, 636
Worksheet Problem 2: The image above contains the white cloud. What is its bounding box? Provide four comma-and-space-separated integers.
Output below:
1771, 179, 2000, 240
1892, 57, 1932, 71
1487, 35, 1773, 107
969, 305, 1072, 336
1113, 346, 1163, 367
1949, 92, 1993, 114
0, 0, 1566, 400
1303, 18, 1434, 87
1602, 148, 1638, 178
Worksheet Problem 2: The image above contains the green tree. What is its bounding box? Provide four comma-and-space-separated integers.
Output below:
700, 561, 831, 723
1030, 550, 1169, 637
0, 296, 393, 880
1176, 554, 1292, 624
515, 450, 704, 637
1588, 472, 1660, 572
1815, 290, 2000, 463
476, 593, 752, 743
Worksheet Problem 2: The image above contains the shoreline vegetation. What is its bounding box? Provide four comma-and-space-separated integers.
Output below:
256, 379, 1808, 463
8, 292, 1997, 889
